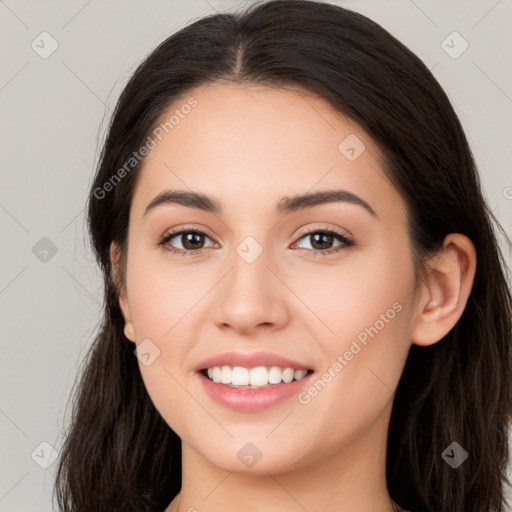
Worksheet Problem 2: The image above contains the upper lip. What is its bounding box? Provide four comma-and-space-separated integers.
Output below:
195, 351, 314, 372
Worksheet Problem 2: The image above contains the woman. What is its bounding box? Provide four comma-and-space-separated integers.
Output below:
53, 1, 512, 511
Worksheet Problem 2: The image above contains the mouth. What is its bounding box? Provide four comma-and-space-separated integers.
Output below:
199, 365, 314, 389
197, 365, 315, 411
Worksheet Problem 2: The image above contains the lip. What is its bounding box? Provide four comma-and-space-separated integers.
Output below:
195, 350, 313, 372
197, 370, 315, 411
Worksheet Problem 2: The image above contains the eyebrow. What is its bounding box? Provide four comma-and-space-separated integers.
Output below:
143, 188, 377, 218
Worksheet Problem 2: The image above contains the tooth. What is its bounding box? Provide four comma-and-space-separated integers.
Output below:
212, 366, 221, 383
220, 365, 232, 384
249, 366, 268, 386
231, 366, 250, 386
294, 369, 307, 380
206, 365, 311, 386
268, 366, 282, 384
282, 368, 295, 383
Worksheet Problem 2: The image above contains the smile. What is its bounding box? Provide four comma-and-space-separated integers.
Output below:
198, 366, 315, 411
203, 365, 312, 388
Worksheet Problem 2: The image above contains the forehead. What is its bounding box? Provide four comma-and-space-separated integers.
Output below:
130, 83, 405, 223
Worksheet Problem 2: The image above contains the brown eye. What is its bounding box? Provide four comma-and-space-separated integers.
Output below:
158, 229, 217, 255
294, 228, 354, 256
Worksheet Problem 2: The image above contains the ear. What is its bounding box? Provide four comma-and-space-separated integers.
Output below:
110, 241, 136, 343
411, 233, 477, 346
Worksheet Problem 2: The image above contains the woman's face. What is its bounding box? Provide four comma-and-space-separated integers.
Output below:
115, 83, 419, 474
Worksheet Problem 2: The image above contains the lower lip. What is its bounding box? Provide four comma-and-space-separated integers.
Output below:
198, 371, 314, 411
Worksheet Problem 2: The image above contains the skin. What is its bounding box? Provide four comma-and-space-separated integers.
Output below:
110, 83, 476, 512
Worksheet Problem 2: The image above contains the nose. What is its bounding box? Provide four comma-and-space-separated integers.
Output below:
211, 245, 291, 336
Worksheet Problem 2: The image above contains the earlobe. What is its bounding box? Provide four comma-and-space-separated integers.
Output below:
124, 322, 136, 342
411, 233, 477, 347
109, 241, 136, 343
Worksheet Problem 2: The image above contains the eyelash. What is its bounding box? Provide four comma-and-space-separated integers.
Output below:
157, 225, 355, 257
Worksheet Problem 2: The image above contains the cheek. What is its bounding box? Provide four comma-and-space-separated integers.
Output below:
291, 234, 414, 344
300, 244, 415, 427
125, 247, 202, 434
126, 245, 207, 339
125, 246, 211, 417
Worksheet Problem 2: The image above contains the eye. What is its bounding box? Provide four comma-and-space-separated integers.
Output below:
292, 227, 354, 256
158, 226, 218, 256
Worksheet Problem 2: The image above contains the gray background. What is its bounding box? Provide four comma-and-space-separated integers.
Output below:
0, 0, 511, 510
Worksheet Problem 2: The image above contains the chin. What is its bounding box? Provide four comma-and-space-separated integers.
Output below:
197, 440, 310, 476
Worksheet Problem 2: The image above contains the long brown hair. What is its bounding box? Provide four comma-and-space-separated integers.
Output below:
54, 1, 512, 511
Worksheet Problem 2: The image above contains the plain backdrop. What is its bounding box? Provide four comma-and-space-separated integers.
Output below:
0, 1, 511, 510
